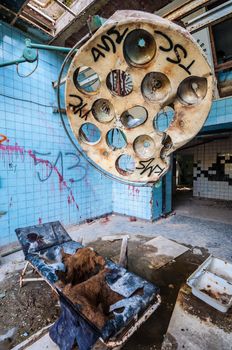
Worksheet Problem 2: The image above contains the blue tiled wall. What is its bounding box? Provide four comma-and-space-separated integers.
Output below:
218, 70, 232, 83
0, 21, 113, 246
204, 96, 232, 127
112, 182, 153, 220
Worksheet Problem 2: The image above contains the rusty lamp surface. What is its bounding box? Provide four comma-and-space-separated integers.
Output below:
65, 10, 213, 185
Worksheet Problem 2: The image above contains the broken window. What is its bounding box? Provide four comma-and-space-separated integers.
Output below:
210, 17, 232, 98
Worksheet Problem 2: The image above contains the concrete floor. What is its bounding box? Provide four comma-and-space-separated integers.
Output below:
1, 193, 232, 349
67, 196, 232, 262
173, 190, 232, 225
2, 193, 231, 283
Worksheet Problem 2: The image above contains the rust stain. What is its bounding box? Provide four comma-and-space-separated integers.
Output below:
178, 285, 232, 334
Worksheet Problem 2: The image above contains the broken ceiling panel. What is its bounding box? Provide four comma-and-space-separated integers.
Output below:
0, 0, 172, 45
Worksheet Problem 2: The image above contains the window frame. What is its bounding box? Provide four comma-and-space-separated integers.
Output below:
209, 17, 232, 73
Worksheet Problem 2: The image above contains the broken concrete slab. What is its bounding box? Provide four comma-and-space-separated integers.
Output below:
144, 236, 189, 270
145, 236, 189, 257
162, 284, 232, 350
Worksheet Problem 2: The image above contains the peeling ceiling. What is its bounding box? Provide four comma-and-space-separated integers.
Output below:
0, 0, 172, 46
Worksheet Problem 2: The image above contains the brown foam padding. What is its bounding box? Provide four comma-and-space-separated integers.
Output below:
58, 247, 106, 285
63, 269, 123, 329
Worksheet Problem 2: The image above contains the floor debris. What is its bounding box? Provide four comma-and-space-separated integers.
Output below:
0, 291, 6, 299
0, 273, 59, 347
144, 236, 189, 270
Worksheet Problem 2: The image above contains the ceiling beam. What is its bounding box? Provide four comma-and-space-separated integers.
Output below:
33, 0, 52, 8
11, 0, 31, 25
27, 3, 56, 23
50, 0, 108, 45
155, 0, 217, 21
53, 0, 76, 17
187, 0, 232, 33
19, 13, 54, 35
155, 0, 193, 18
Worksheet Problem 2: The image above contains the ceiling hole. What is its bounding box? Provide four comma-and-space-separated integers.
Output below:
123, 29, 156, 66
116, 154, 135, 176
154, 106, 175, 132
177, 76, 207, 105
106, 70, 133, 97
133, 135, 155, 159
79, 123, 101, 145
141, 72, 171, 102
106, 128, 127, 150
73, 66, 100, 94
92, 99, 115, 123
120, 106, 148, 129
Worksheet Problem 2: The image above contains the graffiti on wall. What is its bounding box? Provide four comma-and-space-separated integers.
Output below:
0, 142, 88, 210
128, 185, 140, 197
0, 134, 8, 144
30, 150, 87, 185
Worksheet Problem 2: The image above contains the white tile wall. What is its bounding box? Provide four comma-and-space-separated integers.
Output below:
193, 137, 232, 201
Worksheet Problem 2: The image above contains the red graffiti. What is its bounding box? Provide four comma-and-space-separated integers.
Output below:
0, 143, 79, 210
0, 143, 24, 155
0, 143, 25, 164
28, 150, 79, 210
128, 185, 140, 197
